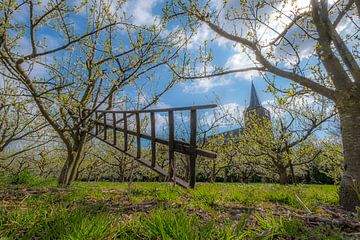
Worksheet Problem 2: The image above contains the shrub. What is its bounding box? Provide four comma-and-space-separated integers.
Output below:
5, 172, 55, 187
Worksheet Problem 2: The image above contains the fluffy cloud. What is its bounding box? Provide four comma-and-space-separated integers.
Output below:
124, 0, 160, 26
208, 0, 319, 73
199, 102, 245, 131
186, 23, 215, 49
261, 94, 332, 120
74, 0, 159, 26
182, 77, 231, 93
225, 50, 260, 80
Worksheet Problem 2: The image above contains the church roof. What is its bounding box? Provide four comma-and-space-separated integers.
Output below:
249, 82, 262, 109
221, 128, 243, 143
204, 127, 243, 144
222, 128, 243, 139
205, 82, 268, 142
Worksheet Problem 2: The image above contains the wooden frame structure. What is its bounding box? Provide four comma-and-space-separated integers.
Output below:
88, 104, 217, 188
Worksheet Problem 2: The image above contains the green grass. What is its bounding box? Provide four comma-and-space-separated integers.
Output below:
0, 179, 354, 240
3, 171, 57, 187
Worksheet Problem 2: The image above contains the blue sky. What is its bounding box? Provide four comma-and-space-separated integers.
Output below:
6, 0, 349, 136
7, 0, 307, 112
112, 0, 278, 110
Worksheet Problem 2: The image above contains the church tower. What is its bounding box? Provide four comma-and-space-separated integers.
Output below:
244, 82, 270, 129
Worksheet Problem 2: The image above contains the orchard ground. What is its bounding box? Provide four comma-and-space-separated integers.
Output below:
0, 175, 359, 239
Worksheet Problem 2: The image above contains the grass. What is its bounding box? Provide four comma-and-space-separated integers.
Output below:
0, 176, 356, 239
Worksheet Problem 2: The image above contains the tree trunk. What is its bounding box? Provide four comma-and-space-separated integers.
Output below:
58, 151, 74, 186
278, 167, 289, 184
67, 138, 86, 184
224, 167, 228, 183
339, 100, 360, 211
289, 161, 296, 184
211, 162, 216, 183
57, 138, 85, 186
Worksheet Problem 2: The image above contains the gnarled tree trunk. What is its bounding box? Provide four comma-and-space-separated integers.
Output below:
278, 167, 289, 185
339, 99, 360, 211
58, 137, 86, 186
58, 151, 74, 186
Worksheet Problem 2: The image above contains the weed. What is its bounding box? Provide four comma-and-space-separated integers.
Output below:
5, 172, 55, 187
192, 188, 218, 207
117, 208, 242, 240
0, 180, 351, 240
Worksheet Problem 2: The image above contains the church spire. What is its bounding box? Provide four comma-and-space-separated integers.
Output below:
249, 81, 261, 109
244, 82, 271, 129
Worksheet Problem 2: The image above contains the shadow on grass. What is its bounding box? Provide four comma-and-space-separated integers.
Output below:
0, 182, 353, 240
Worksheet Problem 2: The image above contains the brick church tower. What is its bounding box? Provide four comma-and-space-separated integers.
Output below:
244, 82, 271, 129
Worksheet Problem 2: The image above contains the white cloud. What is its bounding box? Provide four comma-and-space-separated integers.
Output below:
182, 77, 231, 93
186, 23, 233, 49
73, 0, 159, 26
208, 0, 317, 71
199, 102, 245, 131
225, 50, 260, 80
257, 0, 310, 44
124, 0, 159, 26
154, 113, 168, 132
220, 102, 245, 119
187, 23, 214, 49
261, 94, 328, 119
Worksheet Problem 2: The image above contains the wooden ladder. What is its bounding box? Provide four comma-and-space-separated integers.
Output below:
87, 104, 217, 188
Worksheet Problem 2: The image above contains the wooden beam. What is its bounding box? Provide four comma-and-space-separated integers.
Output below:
103, 113, 107, 140
123, 113, 128, 151
95, 112, 99, 135
95, 121, 216, 158
95, 104, 217, 113
136, 113, 141, 159
189, 109, 197, 189
150, 112, 156, 167
112, 112, 116, 145
168, 110, 174, 179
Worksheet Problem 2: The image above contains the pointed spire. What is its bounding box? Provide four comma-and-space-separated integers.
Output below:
249, 81, 261, 108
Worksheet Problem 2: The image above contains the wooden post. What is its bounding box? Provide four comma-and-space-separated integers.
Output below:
95, 112, 99, 135
168, 111, 174, 179
189, 109, 197, 188
136, 113, 141, 159
123, 113, 128, 151
103, 113, 107, 140
150, 112, 156, 167
112, 112, 116, 145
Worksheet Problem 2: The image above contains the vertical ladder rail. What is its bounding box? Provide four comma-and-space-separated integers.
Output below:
168, 110, 174, 179
103, 113, 107, 140
136, 113, 141, 158
95, 112, 99, 135
150, 112, 156, 167
189, 109, 197, 189
123, 113, 128, 151
112, 112, 116, 145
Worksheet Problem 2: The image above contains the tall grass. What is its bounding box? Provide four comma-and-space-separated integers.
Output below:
1, 206, 350, 240
4, 171, 56, 187
116, 208, 245, 240
0, 178, 350, 240
0, 206, 118, 239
